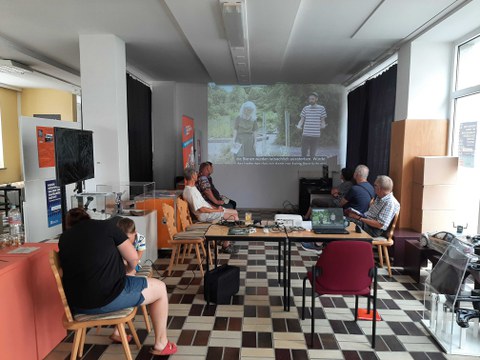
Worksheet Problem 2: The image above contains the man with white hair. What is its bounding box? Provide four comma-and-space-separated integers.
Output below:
346, 175, 400, 237
340, 164, 375, 213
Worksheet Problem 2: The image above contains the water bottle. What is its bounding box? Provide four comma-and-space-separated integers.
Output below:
8, 205, 22, 236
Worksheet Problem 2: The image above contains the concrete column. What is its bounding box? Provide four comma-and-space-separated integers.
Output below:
79, 34, 129, 191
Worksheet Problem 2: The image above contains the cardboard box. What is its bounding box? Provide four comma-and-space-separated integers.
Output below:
411, 208, 456, 233
411, 183, 458, 210
413, 156, 458, 185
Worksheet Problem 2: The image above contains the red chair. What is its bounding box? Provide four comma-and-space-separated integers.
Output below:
301, 240, 378, 348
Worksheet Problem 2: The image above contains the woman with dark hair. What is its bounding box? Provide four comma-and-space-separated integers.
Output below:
59, 208, 177, 356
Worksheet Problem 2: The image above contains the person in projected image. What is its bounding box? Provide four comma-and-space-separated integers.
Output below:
232, 101, 258, 158
296, 92, 327, 157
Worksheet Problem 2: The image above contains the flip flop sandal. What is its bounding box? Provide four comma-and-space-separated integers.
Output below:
109, 334, 132, 343
149, 341, 178, 356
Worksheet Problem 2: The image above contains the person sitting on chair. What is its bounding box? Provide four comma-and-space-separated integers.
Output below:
183, 167, 239, 254
340, 164, 375, 214
345, 175, 400, 237
59, 208, 177, 356
304, 167, 354, 219
197, 161, 237, 209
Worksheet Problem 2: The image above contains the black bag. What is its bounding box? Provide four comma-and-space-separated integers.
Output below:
204, 264, 240, 304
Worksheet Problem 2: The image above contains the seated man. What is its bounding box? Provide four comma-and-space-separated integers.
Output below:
196, 162, 237, 209
345, 175, 400, 237
183, 167, 239, 253
340, 164, 375, 214
304, 167, 354, 219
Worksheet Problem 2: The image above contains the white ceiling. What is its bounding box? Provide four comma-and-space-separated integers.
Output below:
0, 0, 479, 91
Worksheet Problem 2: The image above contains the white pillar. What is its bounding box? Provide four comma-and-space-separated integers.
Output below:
79, 34, 129, 191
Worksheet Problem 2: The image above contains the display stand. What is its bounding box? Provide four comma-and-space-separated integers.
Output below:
422, 238, 480, 356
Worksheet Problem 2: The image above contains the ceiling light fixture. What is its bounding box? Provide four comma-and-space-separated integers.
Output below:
221, 2, 244, 47
0, 60, 33, 74
220, 1, 251, 84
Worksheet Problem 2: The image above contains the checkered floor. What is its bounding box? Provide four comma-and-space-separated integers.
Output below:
45, 238, 476, 360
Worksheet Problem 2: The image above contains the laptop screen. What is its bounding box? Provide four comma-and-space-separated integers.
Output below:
311, 208, 345, 229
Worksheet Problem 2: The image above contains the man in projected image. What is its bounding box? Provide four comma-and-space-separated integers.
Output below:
233, 101, 258, 158
297, 92, 327, 157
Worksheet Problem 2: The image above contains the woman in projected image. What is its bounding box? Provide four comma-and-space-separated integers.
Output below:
232, 101, 258, 158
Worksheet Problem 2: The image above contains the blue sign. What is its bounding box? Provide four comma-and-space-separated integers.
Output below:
45, 179, 62, 227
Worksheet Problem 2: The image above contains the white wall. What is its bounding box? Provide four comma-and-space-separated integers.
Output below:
79, 34, 130, 191
395, 41, 453, 121
151, 82, 207, 189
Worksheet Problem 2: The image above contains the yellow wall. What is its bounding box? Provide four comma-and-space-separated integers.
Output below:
21, 88, 77, 122
0, 88, 22, 183
0, 87, 77, 184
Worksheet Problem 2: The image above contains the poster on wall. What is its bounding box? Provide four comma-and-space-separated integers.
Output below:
458, 122, 477, 168
182, 115, 195, 169
36, 126, 55, 168
45, 179, 62, 227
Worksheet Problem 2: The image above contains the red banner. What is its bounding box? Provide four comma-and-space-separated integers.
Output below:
182, 115, 195, 169
36, 126, 55, 168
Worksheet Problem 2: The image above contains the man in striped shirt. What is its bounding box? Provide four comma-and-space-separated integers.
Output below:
297, 92, 327, 157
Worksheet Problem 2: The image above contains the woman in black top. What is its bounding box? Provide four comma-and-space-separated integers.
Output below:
59, 208, 177, 356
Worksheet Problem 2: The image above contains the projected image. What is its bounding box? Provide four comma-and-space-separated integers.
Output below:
208, 84, 341, 165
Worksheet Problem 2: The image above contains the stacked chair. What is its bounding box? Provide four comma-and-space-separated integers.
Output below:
162, 203, 210, 276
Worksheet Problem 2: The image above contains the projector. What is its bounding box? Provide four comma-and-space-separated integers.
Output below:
274, 214, 303, 227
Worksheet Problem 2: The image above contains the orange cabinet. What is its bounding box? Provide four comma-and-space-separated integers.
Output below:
0, 243, 66, 360
136, 190, 182, 249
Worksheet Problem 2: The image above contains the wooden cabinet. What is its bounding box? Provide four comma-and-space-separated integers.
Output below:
411, 156, 458, 232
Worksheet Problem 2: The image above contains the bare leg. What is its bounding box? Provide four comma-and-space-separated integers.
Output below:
141, 278, 171, 351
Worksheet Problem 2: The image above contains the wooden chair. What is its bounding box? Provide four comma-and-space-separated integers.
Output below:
49, 251, 141, 360
135, 265, 153, 333
162, 203, 207, 276
176, 197, 214, 264
372, 212, 400, 277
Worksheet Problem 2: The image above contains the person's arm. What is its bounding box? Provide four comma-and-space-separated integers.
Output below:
355, 214, 383, 229
339, 197, 348, 207
203, 188, 224, 205
297, 115, 305, 128
233, 129, 238, 143
117, 240, 139, 275
136, 250, 144, 261
198, 206, 223, 213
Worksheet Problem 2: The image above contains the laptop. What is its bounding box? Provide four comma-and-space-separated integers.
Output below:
311, 208, 349, 234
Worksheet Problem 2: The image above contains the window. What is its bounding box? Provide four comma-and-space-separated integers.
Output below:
451, 33, 480, 231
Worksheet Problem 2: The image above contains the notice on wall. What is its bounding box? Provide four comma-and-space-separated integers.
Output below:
36, 126, 55, 168
458, 122, 477, 168
45, 179, 62, 228
182, 115, 195, 169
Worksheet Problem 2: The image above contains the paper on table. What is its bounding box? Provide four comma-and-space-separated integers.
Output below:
8, 247, 40, 254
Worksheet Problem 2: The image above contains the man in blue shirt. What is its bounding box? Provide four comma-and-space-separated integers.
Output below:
340, 164, 375, 213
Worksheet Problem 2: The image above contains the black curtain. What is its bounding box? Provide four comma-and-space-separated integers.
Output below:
346, 65, 397, 182
126, 74, 153, 181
